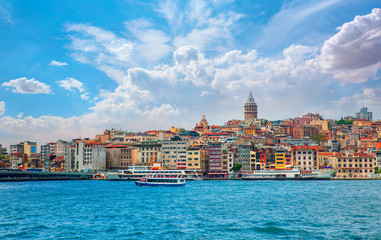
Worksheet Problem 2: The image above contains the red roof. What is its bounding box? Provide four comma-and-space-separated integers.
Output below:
105, 145, 127, 148
292, 145, 319, 150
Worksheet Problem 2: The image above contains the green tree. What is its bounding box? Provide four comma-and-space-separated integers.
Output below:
335, 119, 354, 125
231, 163, 242, 173
310, 134, 326, 145
375, 167, 380, 174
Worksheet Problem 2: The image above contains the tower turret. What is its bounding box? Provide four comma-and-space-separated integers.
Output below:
244, 90, 258, 120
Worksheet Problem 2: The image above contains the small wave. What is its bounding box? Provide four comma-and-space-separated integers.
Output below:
255, 226, 289, 235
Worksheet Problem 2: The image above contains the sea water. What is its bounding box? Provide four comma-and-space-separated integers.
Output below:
0, 180, 380, 239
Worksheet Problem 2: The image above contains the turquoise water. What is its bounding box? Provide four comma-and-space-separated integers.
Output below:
1, 180, 381, 240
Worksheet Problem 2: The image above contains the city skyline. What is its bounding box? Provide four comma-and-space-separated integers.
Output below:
0, 0, 381, 147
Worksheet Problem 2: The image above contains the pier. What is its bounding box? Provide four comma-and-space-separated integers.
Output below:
0, 169, 93, 182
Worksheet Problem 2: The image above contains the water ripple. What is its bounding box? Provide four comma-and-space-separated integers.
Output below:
0, 180, 381, 239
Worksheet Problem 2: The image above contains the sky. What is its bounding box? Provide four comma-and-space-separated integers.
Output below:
0, 0, 381, 148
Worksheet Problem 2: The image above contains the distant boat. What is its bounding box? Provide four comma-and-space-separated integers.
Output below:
135, 174, 186, 187
242, 168, 334, 180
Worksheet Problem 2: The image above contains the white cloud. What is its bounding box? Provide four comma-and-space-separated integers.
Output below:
201, 91, 209, 96
57, 77, 85, 93
67, 24, 135, 67
2, 77, 52, 94
57, 77, 91, 101
80, 94, 89, 101
319, 8, 381, 83
139, 104, 182, 119
0, 101, 5, 116
173, 11, 244, 51
50, 60, 68, 66
0, 5, 12, 24
124, 19, 171, 62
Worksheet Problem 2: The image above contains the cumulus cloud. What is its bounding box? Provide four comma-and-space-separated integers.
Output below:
319, 8, 381, 83
0, 101, 5, 116
50, 60, 68, 66
57, 77, 91, 101
2, 77, 52, 94
57, 77, 85, 93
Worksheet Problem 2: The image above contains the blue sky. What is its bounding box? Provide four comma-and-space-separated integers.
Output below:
0, 0, 381, 147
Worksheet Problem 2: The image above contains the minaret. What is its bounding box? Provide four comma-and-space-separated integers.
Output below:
244, 90, 258, 120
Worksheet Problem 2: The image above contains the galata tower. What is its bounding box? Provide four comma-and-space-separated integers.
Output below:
244, 90, 258, 120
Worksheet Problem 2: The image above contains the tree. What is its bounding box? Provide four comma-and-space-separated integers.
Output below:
335, 119, 354, 125
231, 163, 242, 173
310, 134, 326, 145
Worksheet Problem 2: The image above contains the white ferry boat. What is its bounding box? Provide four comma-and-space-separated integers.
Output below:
242, 168, 334, 180
135, 174, 186, 187
105, 166, 203, 181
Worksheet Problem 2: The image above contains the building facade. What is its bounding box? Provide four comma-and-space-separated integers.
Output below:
162, 138, 189, 169
292, 146, 319, 170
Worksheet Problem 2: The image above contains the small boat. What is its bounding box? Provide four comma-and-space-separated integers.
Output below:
135, 174, 186, 187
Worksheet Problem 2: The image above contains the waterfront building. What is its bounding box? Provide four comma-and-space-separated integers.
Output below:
40, 144, 50, 161
106, 145, 134, 170
208, 143, 228, 177
162, 138, 189, 169
292, 146, 319, 170
371, 149, 381, 168
64, 146, 76, 172
237, 144, 251, 171
27, 153, 42, 169
74, 142, 106, 171
250, 150, 259, 170
334, 153, 375, 178
22, 141, 37, 157
10, 141, 37, 163
134, 140, 162, 165
274, 150, 292, 170
228, 148, 237, 173
356, 107, 372, 121
244, 90, 258, 120
186, 147, 207, 171
317, 152, 336, 169
10, 153, 23, 169
10, 144, 22, 154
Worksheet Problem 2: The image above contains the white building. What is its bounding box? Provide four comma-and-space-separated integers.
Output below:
74, 142, 106, 171
292, 146, 318, 170
162, 138, 190, 169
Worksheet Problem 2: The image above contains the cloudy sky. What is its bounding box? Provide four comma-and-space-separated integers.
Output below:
0, 0, 381, 147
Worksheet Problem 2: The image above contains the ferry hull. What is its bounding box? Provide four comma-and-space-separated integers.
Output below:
135, 181, 186, 187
